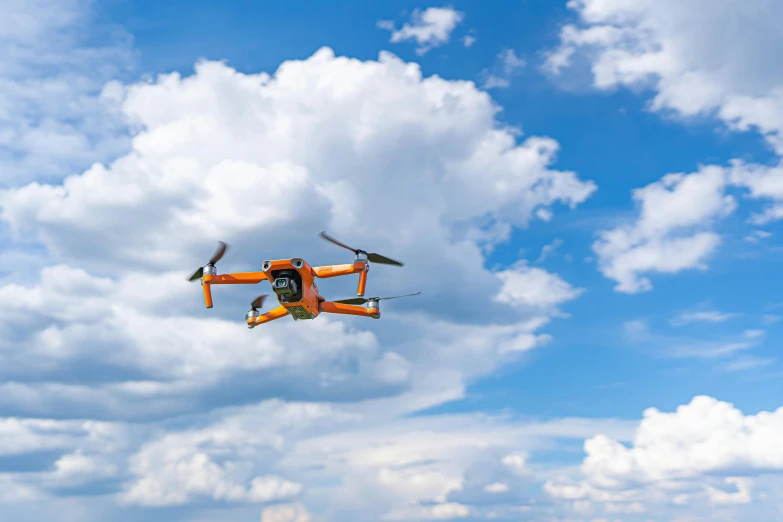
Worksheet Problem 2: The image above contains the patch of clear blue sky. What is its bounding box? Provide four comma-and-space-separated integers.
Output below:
93, 0, 783, 419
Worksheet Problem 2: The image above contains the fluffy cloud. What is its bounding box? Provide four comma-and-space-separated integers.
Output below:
545, 0, 783, 149
0, 396, 636, 520
0, 38, 597, 520
592, 158, 783, 293
0, 0, 132, 185
378, 7, 465, 55
0, 48, 595, 280
546, 0, 783, 266
592, 165, 734, 293
495, 261, 584, 311
544, 396, 783, 514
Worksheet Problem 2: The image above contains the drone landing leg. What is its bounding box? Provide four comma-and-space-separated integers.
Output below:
319, 301, 379, 319
357, 264, 368, 296
202, 283, 213, 308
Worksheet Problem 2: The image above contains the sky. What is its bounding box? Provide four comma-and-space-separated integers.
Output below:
0, 0, 782, 521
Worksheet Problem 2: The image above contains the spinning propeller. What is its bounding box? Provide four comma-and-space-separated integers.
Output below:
249, 294, 268, 311
188, 241, 228, 282
246, 294, 269, 329
320, 231, 404, 267
333, 292, 421, 305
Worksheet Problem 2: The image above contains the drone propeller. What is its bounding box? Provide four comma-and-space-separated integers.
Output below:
250, 294, 268, 311
319, 231, 404, 267
333, 292, 421, 305
188, 241, 228, 281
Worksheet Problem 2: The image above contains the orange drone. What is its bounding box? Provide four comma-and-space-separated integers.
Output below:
188, 231, 420, 328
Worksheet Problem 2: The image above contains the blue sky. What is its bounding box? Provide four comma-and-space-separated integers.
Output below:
1, 0, 783, 521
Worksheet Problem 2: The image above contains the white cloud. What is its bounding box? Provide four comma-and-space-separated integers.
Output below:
0, 38, 602, 520
722, 356, 775, 372
494, 261, 584, 311
0, 46, 592, 425
705, 477, 753, 505
378, 7, 464, 55
482, 49, 526, 89
261, 503, 311, 522
484, 482, 509, 494
462, 34, 477, 48
545, 0, 783, 234
545, 0, 783, 149
0, 48, 595, 279
728, 160, 783, 224
537, 238, 564, 263
592, 166, 736, 293
744, 229, 772, 244
624, 320, 765, 361
671, 309, 739, 326
501, 452, 531, 478
544, 395, 783, 511
0, 416, 127, 456
0, 0, 133, 185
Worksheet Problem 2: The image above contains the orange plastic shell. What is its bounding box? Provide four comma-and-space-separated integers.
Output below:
357, 264, 368, 296
202, 282, 213, 308
319, 301, 379, 318
311, 262, 365, 278
199, 256, 382, 324
247, 305, 290, 326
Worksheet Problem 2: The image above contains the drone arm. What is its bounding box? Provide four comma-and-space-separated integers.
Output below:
247, 305, 289, 327
200, 272, 268, 309
203, 272, 268, 285
311, 262, 365, 279
319, 301, 379, 319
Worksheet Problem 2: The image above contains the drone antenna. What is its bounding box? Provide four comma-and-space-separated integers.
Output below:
333, 292, 421, 305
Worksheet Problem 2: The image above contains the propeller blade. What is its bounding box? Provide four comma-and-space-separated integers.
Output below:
320, 231, 358, 253
188, 241, 228, 282
378, 292, 421, 301
208, 241, 228, 265
367, 252, 404, 267
333, 297, 369, 305
320, 231, 405, 267
251, 294, 268, 310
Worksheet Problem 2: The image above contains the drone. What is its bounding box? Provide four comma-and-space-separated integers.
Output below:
188, 231, 421, 328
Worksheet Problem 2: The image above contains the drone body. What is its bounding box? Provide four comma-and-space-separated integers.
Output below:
189, 232, 420, 328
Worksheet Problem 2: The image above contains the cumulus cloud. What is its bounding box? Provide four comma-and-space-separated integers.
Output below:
592, 159, 783, 292
0, 36, 598, 520
0, 48, 595, 279
545, 0, 783, 243
494, 261, 583, 312
544, 395, 783, 513
378, 7, 464, 55
545, 0, 783, 147
592, 166, 734, 293
0, 0, 133, 185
